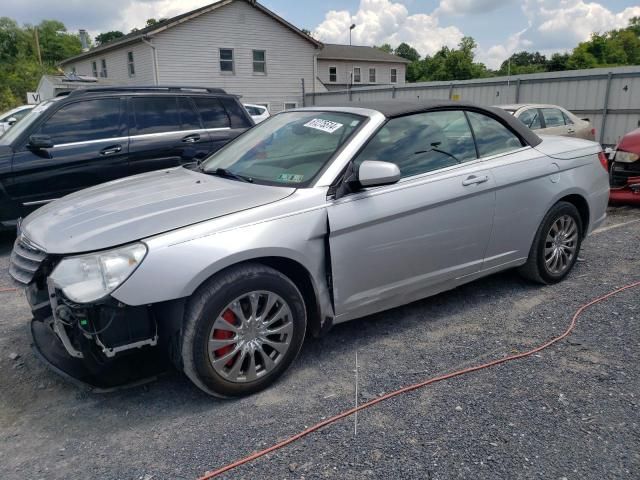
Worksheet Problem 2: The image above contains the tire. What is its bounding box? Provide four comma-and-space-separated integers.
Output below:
518, 201, 583, 285
181, 263, 307, 397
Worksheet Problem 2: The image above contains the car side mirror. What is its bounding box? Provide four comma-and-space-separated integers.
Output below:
28, 134, 54, 150
357, 160, 401, 188
7, 117, 17, 126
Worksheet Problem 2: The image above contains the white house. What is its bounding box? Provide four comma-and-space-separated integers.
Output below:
317, 44, 410, 91
59, 0, 324, 113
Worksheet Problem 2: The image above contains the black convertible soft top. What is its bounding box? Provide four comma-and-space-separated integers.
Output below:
334, 99, 542, 147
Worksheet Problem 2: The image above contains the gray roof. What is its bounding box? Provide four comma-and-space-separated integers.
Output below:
318, 44, 411, 64
60, 0, 322, 65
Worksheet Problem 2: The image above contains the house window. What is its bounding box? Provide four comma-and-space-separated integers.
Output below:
253, 50, 266, 74
220, 48, 234, 73
329, 66, 337, 82
353, 67, 361, 83
127, 51, 135, 77
100, 59, 107, 78
391, 68, 397, 83
369, 68, 376, 83
284, 102, 298, 110
91, 61, 98, 77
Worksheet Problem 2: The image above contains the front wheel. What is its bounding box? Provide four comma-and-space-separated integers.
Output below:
181, 264, 307, 397
518, 201, 583, 284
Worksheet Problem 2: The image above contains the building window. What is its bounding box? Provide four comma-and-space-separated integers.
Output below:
100, 59, 108, 78
253, 50, 266, 74
127, 51, 135, 77
91, 61, 98, 77
353, 67, 361, 83
220, 48, 234, 73
391, 68, 397, 83
369, 68, 376, 83
329, 66, 337, 82
284, 102, 298, 110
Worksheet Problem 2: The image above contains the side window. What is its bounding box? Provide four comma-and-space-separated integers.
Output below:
11, 109, 31, 121
517, 109, 542, 130
192, 97, 229, 129
562, 111, 574, 125
354, 110, 478, 178
38, 99, 121, 145
466, 111, 523, 157
541, 108, 565, 127
177, 97, 201, 130
353, 67, 361, 83
220, 97, 250, 128
132, 96, 180, 135
219, 48, 234, 73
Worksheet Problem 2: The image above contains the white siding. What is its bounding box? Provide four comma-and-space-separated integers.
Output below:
63, 41, 155, 86
317, 60, 406, 88
152, 1, 318, 112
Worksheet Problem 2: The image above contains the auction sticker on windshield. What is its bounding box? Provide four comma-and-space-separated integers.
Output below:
304, 118, 343, 134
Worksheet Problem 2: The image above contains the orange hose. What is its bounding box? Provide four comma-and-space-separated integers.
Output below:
0, 287, 18, 292
198, 280, 640, 480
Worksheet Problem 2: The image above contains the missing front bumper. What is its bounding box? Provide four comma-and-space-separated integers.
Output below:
31, 318, 170, 393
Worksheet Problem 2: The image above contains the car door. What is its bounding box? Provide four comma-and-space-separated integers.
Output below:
128, 95, 213, 175
468, 110, 561, 271
8, 97, 129, 216
327, 109, 497, 321
540, 107, 570, 137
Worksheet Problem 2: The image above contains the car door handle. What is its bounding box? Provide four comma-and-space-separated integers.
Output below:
567, 128, 576, 134
182, 134, 200, 143
100, 145, 122, 155
462, 175, 489, 186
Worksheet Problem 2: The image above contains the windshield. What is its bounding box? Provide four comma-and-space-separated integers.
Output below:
201, 111, 365, 187
0, 98, 61, 145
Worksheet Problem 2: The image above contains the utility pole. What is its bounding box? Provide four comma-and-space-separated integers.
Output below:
34, 27, 43, 67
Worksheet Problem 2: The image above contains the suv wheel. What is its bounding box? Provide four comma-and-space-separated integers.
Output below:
518, 201, 583, 284
181, 264, 306, 397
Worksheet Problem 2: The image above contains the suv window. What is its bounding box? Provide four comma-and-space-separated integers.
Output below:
220, 97, 251, 128
518, 108, 542, 130
541, 108, 565, 128
38, 98, 122, 145
354, 110, 478, 178
132, 96, 181, 135
192, 97, 229, 129
177, 97, 201, 130
467, 111, 523, 157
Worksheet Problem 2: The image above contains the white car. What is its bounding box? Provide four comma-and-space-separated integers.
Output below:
0, 105, 35, 134
244, 103, 270, 124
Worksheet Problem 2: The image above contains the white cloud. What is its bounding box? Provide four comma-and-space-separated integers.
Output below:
436, 0, 513, 16
482, 0, 640, 68
313, 0, 464, 57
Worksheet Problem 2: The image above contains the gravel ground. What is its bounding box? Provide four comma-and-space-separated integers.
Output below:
0, 206, 638, 480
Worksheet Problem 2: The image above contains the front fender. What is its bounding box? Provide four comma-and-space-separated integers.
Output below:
111, 206, 330, 310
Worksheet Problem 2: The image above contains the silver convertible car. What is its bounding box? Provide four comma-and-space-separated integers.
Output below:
10, 100, 610, 397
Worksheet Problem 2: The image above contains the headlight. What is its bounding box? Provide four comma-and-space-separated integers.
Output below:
614, 150, 639, 163
50, 243, 147, 303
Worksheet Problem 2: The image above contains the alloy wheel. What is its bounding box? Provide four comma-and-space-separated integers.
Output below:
544, 214, 578, 275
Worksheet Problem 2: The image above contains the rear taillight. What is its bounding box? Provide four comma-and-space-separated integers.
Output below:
591, 128, 596, 138
598, 151, 609, 171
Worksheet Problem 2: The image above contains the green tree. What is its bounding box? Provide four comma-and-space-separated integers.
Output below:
375, 43, 393, 54
394, 42, 420, 62
95, 30, 124, 46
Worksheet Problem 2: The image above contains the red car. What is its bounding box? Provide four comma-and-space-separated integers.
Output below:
610, 128, 640, 204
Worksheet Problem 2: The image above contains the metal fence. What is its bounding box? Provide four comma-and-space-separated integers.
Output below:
305, 65, 640, 146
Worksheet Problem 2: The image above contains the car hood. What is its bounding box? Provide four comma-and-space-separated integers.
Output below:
21, 167, 295, 254
617, 127, 640, 153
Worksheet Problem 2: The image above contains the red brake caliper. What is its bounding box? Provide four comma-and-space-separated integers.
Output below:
213, 309, 236, 366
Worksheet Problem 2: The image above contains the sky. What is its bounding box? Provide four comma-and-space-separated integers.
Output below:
4, 0, 640, 69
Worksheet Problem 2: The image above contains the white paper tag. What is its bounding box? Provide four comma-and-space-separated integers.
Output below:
304, 118, 343, 134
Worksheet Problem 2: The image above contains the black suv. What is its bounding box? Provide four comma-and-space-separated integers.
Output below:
0, 86, 253, 227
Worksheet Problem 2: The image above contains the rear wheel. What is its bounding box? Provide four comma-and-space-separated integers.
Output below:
181, 264, 306, 397
518, 201, 583, 284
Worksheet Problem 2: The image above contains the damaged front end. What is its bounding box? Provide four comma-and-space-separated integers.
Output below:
11, 235, 170, 391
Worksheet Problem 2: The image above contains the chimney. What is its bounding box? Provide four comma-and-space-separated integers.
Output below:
79, 29, 89, 51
